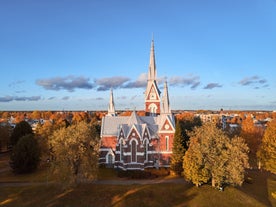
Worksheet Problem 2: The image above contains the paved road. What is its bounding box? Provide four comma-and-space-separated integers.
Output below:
0, 177, 188, 187
0, 181, 48, 187
93, 177, 187, 185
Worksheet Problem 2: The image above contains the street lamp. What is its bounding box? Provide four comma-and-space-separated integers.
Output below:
46, 158, 50, 186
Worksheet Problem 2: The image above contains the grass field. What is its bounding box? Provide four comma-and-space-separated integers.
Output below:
1, 153, 276, 207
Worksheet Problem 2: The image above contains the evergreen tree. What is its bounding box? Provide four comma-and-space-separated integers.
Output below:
0, 125, 10, 151
257, 120, 276, 174
181, 116, 202, 149
170, 120, 186, 175
10, 134, 41, 174
171, 116, 202, 175
10, 121, 33, 146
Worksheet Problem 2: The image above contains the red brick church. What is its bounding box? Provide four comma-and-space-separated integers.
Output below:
100, 40, 175, 170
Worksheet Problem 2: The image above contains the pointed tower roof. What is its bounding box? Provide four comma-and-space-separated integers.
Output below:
127, 110, 141, 125
148, 38, 156, 81
107, 88, 116, 116
161, 81, 171, 115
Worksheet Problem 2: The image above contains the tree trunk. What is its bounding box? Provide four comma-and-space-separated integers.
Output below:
212, 178, 215, 187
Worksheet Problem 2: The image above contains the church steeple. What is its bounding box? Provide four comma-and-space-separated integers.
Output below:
107, 88, 116, 116
161, 81, 171, 115
145, 38, 161, 116
148, 38, 157, 81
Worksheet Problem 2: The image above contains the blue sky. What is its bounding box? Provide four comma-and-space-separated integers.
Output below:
0, 0, 276, 111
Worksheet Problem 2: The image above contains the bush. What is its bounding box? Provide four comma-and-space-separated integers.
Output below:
145, 168, 170, 177
10, 134, 40, 174
117, 170, 155, 179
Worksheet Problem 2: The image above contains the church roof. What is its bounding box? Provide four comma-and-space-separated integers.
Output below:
127, 111, 142, 125
101, 111, 174, 138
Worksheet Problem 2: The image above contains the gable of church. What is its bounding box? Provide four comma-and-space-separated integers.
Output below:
146, 82, 160, 102
127, 127, 141, 143
146, 83, 161, 101
142, 126, 150, 140
160, 118, 175, 132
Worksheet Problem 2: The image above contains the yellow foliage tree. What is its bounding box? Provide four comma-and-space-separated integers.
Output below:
49, 121, 100, 186
257, 120, 276, 174
183, 122, 249, 188
240, 116, 264, 167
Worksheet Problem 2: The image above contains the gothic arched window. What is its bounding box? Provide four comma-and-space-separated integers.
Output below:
148, 103, 157, 116
120, 139, 124, 161
143, 139, 149, 162
165, 136, 169, 151
107, 154, 113, 164
131, 140, 137, 163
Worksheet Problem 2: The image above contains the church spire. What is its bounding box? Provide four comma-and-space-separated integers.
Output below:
145, 37, 161, 116
107, 88, 116, 116
148, 38, 156, 81
161, 81, 171, 115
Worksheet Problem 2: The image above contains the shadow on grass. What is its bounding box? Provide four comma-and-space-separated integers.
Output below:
2, 169, 275, 207
238, 169, 276, 207
109, 183, 196, 207
41, 182, 196, 207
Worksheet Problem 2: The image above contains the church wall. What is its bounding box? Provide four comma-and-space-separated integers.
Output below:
158, 133, 174, 152
113, 132, 162, 170
145, 101, 160, 115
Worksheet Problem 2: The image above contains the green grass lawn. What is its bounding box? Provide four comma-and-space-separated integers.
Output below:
1, 153, 275, 207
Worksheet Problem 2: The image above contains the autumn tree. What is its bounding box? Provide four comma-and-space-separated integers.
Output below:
35, 121, 55, 162
30, 110, 41, 120
0, 111, 10, 120
54, 118, 70, 129
183, 122, 249, 188
183, 136, 209, 187
41, 111, 53, 120
10, 134, 41, 174
72, 112, 89, 124
49, 121, 100, 185
257, 120, 276, 174
50, 112, 68, 126
240, 116, 264, 167
226, 137, 250, 185
14, 113, 25, 123
10, 121, 33, 146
